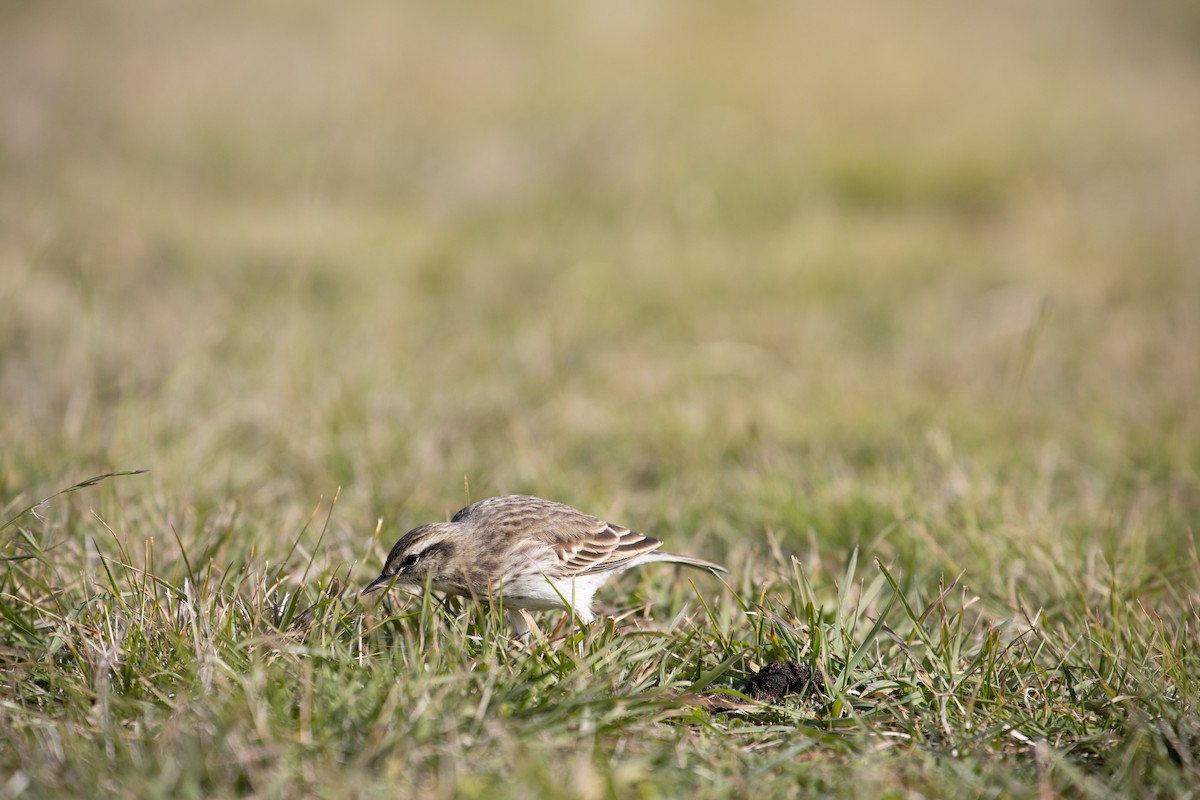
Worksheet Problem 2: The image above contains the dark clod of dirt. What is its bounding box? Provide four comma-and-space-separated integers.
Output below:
745, 661, 824, 703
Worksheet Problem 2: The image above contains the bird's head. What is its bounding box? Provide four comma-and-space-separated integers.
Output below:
362, 523, 457, 595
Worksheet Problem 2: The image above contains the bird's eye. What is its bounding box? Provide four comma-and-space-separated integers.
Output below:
402, 554, 419, 567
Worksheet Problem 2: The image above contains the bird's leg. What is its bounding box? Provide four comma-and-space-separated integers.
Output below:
505, 608, 539, 644
548, 612, 572, 640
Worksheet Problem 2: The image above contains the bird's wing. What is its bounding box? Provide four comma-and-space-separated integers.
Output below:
549, 518, 664, 577
468, 496, 666, 579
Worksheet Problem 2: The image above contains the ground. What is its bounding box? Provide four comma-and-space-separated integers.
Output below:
2, 1, 1199, 798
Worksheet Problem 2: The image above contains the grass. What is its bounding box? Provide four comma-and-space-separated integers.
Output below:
2, 1, 1199, 797
3, 475, 1195, 799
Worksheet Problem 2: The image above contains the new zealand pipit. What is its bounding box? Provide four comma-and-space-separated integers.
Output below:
362, 495, 726, 635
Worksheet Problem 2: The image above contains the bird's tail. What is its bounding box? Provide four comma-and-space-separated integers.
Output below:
644, 551, 728, 577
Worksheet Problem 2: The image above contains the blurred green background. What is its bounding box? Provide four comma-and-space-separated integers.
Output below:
3, 1, 1200, 796
2, 0, 1198, 569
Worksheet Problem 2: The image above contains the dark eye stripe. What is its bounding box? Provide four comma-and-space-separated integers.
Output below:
420, 541, 456, 561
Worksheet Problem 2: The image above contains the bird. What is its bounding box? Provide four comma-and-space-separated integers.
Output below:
362, 495, 727, 636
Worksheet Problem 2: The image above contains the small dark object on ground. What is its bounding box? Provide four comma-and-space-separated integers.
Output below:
745, 661, 824, 703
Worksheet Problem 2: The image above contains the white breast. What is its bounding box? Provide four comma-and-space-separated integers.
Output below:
497, 571, 616, 623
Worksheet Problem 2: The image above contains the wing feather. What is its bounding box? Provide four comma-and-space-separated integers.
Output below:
556, 522, 663, 576
468, 496, 680, 579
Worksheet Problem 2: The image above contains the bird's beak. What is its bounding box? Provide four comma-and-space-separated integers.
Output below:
361, 573, 393, 596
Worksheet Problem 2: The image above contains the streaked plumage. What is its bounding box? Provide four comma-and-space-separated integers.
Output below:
362, 495, 726, 635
